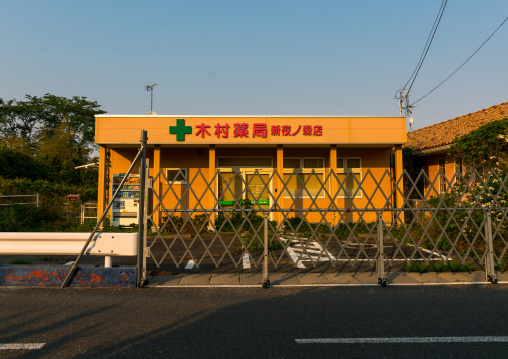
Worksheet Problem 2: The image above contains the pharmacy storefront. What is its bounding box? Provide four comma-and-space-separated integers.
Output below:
95, 115, 406, 226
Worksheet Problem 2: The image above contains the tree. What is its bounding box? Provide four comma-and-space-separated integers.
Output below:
0, 94, 105, 183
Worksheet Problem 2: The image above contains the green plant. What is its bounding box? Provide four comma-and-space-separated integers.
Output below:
10, 258, 33, 265
404, 260, 478, 273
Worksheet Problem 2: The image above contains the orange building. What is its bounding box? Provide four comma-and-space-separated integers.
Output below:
406, 101, 508, 197
95, 115, 407, 225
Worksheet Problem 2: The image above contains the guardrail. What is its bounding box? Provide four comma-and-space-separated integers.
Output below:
0, 232, 138, 267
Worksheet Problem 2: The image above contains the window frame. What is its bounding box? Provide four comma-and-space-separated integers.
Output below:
282, 157, 326, 199
336, 157, 363, 198
454, 156, 463, 185
166, 168, 188, 184
217, 156, 273, 168
438, 158, 446, 194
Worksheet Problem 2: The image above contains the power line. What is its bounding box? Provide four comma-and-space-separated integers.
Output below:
404, 0, 448, 94
412, 15, 508, 106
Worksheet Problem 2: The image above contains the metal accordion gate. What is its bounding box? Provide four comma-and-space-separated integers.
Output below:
139, 153, 508, 287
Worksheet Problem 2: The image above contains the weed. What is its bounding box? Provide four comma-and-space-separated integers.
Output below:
404, 260, 478, 273
10, 258, 33, 265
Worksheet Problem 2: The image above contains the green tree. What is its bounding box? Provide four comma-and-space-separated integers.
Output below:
0, 94, 105, 184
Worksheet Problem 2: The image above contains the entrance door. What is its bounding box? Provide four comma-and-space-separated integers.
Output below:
217, 171, 242, 207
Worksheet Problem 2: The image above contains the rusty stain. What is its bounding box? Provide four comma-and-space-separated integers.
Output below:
1, 266, 136, 287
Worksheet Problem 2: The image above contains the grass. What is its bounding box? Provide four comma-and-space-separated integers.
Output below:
404, 260, 478, 273
10, 258, 33, 265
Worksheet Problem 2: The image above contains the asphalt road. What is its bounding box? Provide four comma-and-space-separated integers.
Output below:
1, 285, 508, 358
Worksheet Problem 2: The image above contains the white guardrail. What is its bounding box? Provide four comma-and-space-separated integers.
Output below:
0, 232, 138, 267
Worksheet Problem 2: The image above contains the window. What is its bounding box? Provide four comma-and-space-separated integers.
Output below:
438, 159, 446, 194
454, 157, 463, 184
283, 157, 325, 198
337, 157, 362, 198
218, 157, 272, 167
166, 168, 188, 184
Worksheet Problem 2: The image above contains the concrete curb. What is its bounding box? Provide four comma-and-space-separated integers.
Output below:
146, 270, 508, 287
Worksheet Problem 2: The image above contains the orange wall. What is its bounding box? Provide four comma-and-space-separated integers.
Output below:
424, 152, 462, 198
99, 115, 406, 225
106, 146, 396, 224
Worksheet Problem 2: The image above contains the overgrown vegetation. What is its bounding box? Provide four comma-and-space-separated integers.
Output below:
0, 93, 104, 232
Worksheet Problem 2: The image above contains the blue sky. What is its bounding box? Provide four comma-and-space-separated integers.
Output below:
1, 0, 507, 130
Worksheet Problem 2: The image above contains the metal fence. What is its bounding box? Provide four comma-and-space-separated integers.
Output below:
80, 202, 98, 224
0, 194, 39, 207
140, 162, 508, 285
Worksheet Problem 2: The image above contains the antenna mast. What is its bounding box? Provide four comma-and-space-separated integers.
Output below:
145, 84, 157, 114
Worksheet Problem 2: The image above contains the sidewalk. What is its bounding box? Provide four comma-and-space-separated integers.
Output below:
146, 270, 508, 287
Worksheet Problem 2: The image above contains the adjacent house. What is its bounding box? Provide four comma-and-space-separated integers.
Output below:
406, 101, 508, 196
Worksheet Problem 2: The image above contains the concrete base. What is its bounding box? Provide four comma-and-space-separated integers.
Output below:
0, 265, 137, 287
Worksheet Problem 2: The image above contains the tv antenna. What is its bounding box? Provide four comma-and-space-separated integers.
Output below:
145, 84, 157, 114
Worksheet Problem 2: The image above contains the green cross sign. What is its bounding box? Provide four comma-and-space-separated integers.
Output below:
170, 119, 192, 141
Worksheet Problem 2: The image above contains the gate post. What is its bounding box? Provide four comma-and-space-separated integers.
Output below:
262, 213, 270, 288
137, 130, 148, 287
377, 213, 387, 287
484, 210, 497, 284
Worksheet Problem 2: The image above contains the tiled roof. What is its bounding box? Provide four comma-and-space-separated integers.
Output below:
406, 101, 508, 151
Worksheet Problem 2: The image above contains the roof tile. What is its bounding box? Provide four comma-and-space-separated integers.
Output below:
406, 101, 508, 150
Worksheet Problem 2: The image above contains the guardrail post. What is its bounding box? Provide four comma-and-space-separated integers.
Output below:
485, 210, 497, 284
262, 213, 270, 288
36, 193, 39, 208
377, 213, 386, 287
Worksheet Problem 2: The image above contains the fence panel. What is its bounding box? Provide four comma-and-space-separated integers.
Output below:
143, 168, 508, 282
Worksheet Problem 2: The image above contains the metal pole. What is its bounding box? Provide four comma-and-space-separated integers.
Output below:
137, 130, 148, 287
399, 91, 403, 116
60, 146, 144, 288
142, 159, 150, 285
262, 214, 270, 288
377, 213, 386, 287
485, 210, 497, 284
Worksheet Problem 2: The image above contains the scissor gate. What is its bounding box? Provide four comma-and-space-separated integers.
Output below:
140, 158, 508, 286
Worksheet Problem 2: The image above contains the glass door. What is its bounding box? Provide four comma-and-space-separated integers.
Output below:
245, 173, 271, 210
217, 171, 243, 207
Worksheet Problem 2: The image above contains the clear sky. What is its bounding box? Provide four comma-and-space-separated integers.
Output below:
1, 0, 507, 130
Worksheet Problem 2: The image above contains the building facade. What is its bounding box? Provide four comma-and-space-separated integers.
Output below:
95, 115, 407, 224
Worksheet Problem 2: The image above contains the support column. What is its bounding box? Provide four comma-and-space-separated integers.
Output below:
276, 145, 284, 224
208, 145, 216, 226
394, 145, 405, 224
154, 145, 161, 226
97, 145, 107, 223
330, 145, 337, 225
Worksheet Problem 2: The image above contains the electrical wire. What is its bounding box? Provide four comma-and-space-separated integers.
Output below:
412, 15, 508, 105
402, 0, 448, 93
406, 0, 448, 95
